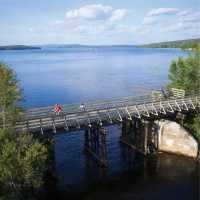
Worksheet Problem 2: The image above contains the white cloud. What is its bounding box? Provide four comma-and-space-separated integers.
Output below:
73, 25, 89, 33
47, 6, 128, 37
179, 12, 200, 22
177, 10, 191, 16
136, 27, 151, 36
142, 17, 158, 25
119, 24, 152, 36
143, 9, 200, 35
28, 27, 34, 33
109, 9, 128, 22
54, 20, 65, 25
161, 23, 182, 32
95, 24, 114, 32
161, 21, 200, 33
33, 6, 199, 44
147, 8, 179, 16
66, 4, 112, 20
65, 4, 127, 21
72, 23, 126, 35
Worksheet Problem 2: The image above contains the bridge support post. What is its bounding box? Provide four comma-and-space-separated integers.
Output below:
99, 128, 107, 166
120, 118, 142, 154
135, 119, 143, 151
176, 112, 186, 126
84, 128, 90, 149
120, 118, 157, 155
84, 126, 108, 167
143, 120, 149, 155
121, 118, 128, 137
142, 120, 157, 154
152, 123, 159, 151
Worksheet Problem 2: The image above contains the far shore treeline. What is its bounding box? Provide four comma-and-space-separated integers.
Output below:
140, 38, 200, 50
0, 45, 41, 50
1, 37, 200, 51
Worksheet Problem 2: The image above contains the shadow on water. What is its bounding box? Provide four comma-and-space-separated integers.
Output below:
44, 125, 199, 200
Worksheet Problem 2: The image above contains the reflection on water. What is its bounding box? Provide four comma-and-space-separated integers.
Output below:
86, 153, 199, 200
54, 125, 199, 200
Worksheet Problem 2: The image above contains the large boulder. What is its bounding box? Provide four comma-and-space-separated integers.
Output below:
154, 120, 198, 158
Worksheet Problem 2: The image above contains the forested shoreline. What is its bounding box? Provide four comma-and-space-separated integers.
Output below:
0, 45, 41, 50
140, 38, 200, 50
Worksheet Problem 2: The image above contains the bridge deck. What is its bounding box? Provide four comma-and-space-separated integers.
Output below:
3, 94, 200, 133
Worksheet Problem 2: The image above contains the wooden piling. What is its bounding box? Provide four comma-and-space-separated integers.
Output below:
121, 118, 128, 137
143, 120, 149, 155
176, 112, 186, 126
84, 126, 108, 167
120, 118, 146, 155
84, 128, 89, 149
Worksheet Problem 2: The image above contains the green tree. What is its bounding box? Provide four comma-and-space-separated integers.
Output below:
168, 46, 200, 93
168, 46, 200, 141
0, 64, 48, 199
0, 129, 48, 199
190, 117, 200, 140
0, 63, 22, 128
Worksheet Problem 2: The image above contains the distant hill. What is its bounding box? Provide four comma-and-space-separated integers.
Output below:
140, 38, 200, 49
0, 45, 41, 50
43, 44, 135, 48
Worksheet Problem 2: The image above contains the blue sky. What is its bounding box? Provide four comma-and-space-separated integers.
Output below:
0, 0, 199, 45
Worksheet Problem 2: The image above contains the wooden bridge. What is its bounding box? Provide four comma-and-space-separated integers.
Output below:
13, 90, 199, 134
3, 89, 200, 167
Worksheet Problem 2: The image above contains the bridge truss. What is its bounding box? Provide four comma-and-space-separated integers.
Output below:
8, 93, 200, 134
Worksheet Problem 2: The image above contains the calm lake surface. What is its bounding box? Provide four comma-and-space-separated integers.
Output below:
0, 47, 199, 199
0, 46, 188, 108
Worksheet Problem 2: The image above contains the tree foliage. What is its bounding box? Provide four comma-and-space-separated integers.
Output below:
0, 64, 48, 199
168, 46, 200, 142
190, 117, 200, 140
168, 46, 200, 93
0, 129, 48, 199
0, 63, 23, 128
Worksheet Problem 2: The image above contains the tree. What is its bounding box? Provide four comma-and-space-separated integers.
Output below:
0, 129, 48, 199
168, 46, 200, 93
0, 63, 22, 128
0, 64, 48, 199
168, 46, 200, 141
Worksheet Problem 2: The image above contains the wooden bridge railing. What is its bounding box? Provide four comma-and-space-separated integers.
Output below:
1, 90, 200, 133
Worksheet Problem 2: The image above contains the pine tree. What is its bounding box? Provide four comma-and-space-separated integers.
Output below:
168, 46, 200, 93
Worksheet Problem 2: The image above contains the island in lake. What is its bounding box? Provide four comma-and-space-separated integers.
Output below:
0, 45, 41, 50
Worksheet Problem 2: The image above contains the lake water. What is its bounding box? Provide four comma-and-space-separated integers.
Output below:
0, 46, 188, 108
0, 47, 199, 199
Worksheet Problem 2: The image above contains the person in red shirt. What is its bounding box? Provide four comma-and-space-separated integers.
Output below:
54, 104, 62, 115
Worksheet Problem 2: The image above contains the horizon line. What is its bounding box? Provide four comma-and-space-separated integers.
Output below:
0, 36, 199, 47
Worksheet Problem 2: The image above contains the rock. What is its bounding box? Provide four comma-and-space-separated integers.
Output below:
154, 120, 198, 158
